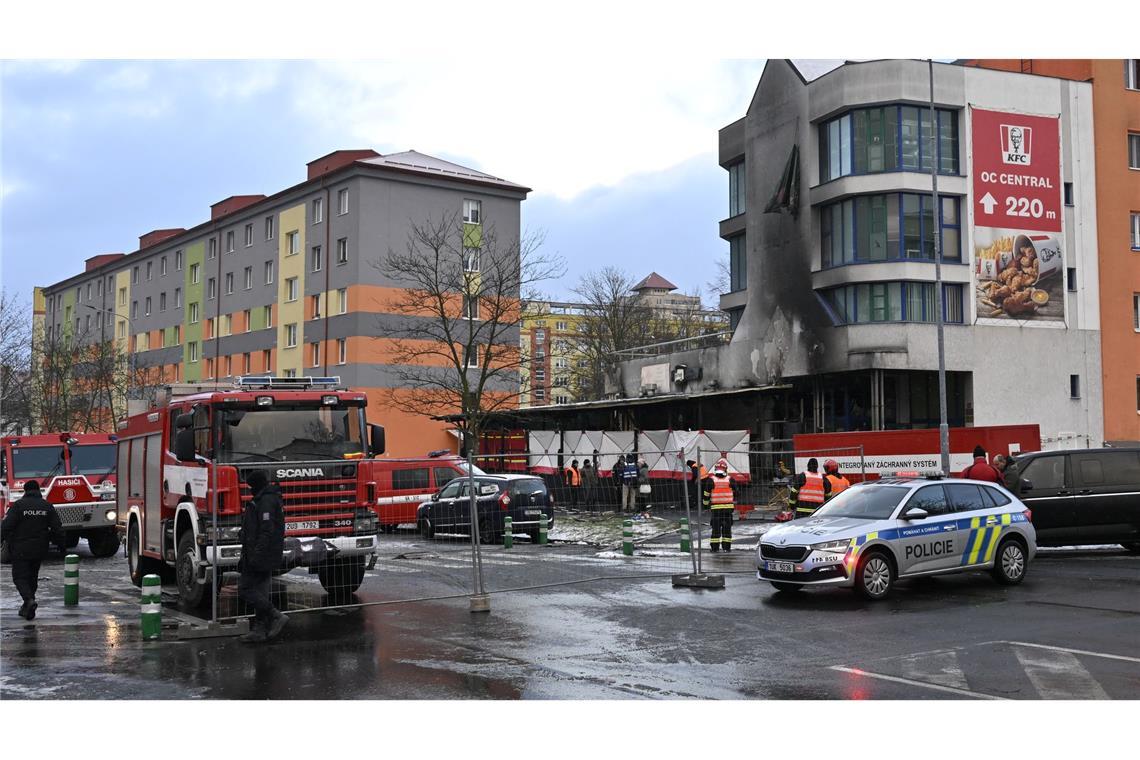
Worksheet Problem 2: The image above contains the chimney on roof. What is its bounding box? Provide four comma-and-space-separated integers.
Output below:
210, 195, 267, 221
307, 149, 380, 180
85, 253, 126, 272
138, 229, 186, 250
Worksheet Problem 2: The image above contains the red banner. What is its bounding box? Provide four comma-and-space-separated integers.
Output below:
971, 108, 1062, 234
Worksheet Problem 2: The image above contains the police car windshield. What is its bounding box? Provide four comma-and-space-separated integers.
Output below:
217, 406, 365, 463
811, 485, 909, 520
11, 446, 65, 479
68, 444, 116, 476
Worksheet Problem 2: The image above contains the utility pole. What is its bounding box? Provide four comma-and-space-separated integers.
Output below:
929, 59, 950, 476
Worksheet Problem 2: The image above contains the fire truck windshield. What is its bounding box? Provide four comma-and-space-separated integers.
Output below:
217, 405, 366, 463
68, 444, 117, 477
11, 446, 66, 480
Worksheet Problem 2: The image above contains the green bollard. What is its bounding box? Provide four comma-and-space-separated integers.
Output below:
504, 516, 513, 549
539, 513, 548, 545
623, 519, 633, 556
141, 574, 162, 640
680, 517, 690, 553
63, 554, 79, 606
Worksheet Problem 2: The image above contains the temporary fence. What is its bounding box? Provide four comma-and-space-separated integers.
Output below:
194, 443, 864, 625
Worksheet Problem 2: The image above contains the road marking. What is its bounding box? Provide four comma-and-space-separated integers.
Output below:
899, 650, 969, 691
1012, 646, 1110, 700
828, 666, 1006, 700
1000, 641, 1140, 665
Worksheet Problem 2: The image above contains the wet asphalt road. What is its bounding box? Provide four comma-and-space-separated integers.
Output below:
2, 529, 1138, 699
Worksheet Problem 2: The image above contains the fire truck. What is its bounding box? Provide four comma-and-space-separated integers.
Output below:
1, 432, 121, 560
115, 376, 385, 608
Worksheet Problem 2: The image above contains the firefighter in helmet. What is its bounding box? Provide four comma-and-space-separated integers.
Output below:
792, 457, 831, 518
823, 459, 850, 500
702, 458, 736, 552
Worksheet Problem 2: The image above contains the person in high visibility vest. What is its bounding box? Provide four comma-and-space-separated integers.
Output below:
792, 458, 830, 518
564, 459, 582, 507
823, 459, 850, 500
702, 458, 736, 552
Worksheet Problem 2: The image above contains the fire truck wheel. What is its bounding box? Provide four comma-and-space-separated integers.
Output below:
87, 528, 121, 558
317, 556, 366, 597
176, 532, 209, 609
128, 522, 166, 587
379, 524, 398, 534
65, 533, 81, 549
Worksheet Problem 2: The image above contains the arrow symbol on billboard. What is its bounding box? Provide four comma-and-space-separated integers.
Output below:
979, 192, 997, 214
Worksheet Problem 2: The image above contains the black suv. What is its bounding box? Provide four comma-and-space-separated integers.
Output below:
1004, 448, 1140, 551
416, 475, 553, 543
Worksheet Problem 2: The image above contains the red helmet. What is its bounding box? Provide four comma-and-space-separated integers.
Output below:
714, 458, 730, 474
824, 459, 840, 474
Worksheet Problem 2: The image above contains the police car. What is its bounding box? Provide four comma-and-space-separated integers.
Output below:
757, 477, 1036, 599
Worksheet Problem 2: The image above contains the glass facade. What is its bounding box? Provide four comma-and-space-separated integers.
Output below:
820, 105, 959, 182
822, 281, 964, 325
728, 161, 746, 217
729, 234, 747, 292
821, 193, 961, 267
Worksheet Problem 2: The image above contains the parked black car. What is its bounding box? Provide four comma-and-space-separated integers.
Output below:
416, 475, 553, 543
1003, 448, 1140, 551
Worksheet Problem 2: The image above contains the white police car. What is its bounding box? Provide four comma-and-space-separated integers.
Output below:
757, 477, 1036, 599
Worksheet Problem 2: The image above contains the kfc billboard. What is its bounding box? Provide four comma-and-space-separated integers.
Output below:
970, 107, 1065, 326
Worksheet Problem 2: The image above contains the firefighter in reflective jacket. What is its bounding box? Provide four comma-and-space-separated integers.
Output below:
823, 459, 850, 500
792, 457, 830, 518
702, 458, 735, 552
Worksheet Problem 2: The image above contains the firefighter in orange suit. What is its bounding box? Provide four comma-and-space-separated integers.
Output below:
823, 459, 850, 500
702, 458, 736, 552
792, 457, 830, 518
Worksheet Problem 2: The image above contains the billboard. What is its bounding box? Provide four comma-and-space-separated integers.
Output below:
970, 108, 1064, 326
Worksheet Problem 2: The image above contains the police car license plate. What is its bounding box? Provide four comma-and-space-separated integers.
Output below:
286, 521, 320, 532
768, 561, 795, 573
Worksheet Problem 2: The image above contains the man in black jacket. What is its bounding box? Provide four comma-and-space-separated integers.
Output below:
1, 480, 65, 620
238, 470, 287, 643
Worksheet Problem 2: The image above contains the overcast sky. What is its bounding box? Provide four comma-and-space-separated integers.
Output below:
1, 59, 768, 306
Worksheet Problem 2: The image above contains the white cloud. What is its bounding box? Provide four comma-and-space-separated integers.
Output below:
291, 59, 765, 200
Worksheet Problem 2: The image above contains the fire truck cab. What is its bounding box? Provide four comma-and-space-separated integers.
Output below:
116, 376, 385, 608
1, 432, 120, 559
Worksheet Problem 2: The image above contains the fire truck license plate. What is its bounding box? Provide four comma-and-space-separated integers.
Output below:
286, 521, 320, 532
768, 561, 795, 573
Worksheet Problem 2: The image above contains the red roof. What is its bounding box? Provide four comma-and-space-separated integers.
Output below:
631, 272, 677, 291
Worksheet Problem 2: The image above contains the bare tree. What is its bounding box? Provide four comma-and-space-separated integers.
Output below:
373, 212, 562, 451
705, 252, 730, 305
0, 290, 34, 434
566, 267, 656, 400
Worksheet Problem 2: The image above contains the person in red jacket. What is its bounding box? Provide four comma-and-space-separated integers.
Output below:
960, 446, 1003, 483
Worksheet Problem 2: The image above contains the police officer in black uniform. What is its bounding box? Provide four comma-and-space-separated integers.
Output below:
1, 480, 65, 620
238, 470, 288, 644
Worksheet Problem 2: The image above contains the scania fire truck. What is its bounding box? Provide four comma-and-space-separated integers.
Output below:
115, 376, 385, 608
1, 432, 120, 560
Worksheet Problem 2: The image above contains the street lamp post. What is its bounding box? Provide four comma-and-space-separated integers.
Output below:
929, 59, 950, 476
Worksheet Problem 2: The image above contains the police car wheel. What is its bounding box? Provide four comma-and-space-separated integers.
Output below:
770, 582, 801, 593
855, 551, 893, 600
418, 518, 434, 540
992, 538, 1027, 585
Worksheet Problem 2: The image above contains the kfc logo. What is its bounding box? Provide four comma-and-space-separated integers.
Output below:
1001, 124, 1032, 165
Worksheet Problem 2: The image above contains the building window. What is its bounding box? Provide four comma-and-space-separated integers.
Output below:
189, 302, 199, 323
1070, 374, 1081, 399
160, 256, 167, 276
822, 281, 964, 325
209, 237, 217, 259
243, 308, 251, 332
144, 297, 151, 316
312, 197, 323, 224
463, 344, 480, 368
463, 199, 481, 224
821, 193, 961, 267
729, 234, 747, 291
312, 245, 323, 272
1136, 377, 1140, 414
224, 355, 232, 377
338, 288, 347, 314
175, 250, 183, 271
337, 338, 347, 365
174, 324, 180, 343
535, 368, 546, 383
263, 349, 272, 372
174, 288, 182, 308
1068, 268, 1077, 292
206, 277, 216, 299
287, 231, 300, 255
310, 342, 321, 367
264, 305, 273, 328
1126, 59, 1140, 91
205, 358, 214, 378
132, 266, 139, 284
1063, 182, 1074, 206
224, 273, 233, 295
244, 266, 253, 290
264, 260, 274, 284
119, 287, 127, 306
118, 320, 127, 339
463, 294, 479, 320
188, 341, 199, 363
160, 292, 167, 312
1133, 293, 1140, 331
190, 263, 200, 284
337, 237, 348, 264
463, 248, 479, 272
265, 216, 274, 240
535, 388, 545, 402
555, 320, 567, 331
535, 329, 545, 343
1130, 133, 1140, 171
311, 294, 322, 319
131, 300, 138, 319
144, 262, 152, 281
226, 231, 235, 253
286, 277, 298, 301
285, 323, 298, 347
338, 188, 349, 215
728, 161, 746, 217
242, 352, 251, 374
820, 105, 958, 182
1132, 212, 1140, 250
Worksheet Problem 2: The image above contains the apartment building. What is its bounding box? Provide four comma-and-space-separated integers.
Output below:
36, 149, 529, 455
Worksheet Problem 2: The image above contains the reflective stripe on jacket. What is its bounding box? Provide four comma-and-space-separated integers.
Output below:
710, 474, 734, 509
565, 467, 581, 486
798, 471, 826, 504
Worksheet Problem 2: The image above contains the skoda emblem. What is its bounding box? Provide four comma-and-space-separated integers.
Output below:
779, 537, 787, 545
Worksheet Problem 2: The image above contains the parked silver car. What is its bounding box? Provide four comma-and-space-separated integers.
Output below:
757, 477, 1037, 599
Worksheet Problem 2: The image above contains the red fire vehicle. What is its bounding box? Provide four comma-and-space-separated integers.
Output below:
1, 432, 121, 559
363, 451, 483, 531
115, 376, 385, 608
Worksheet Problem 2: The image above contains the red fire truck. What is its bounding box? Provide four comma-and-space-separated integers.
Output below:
1, 432, 121, 559
115, 376, 385, 608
